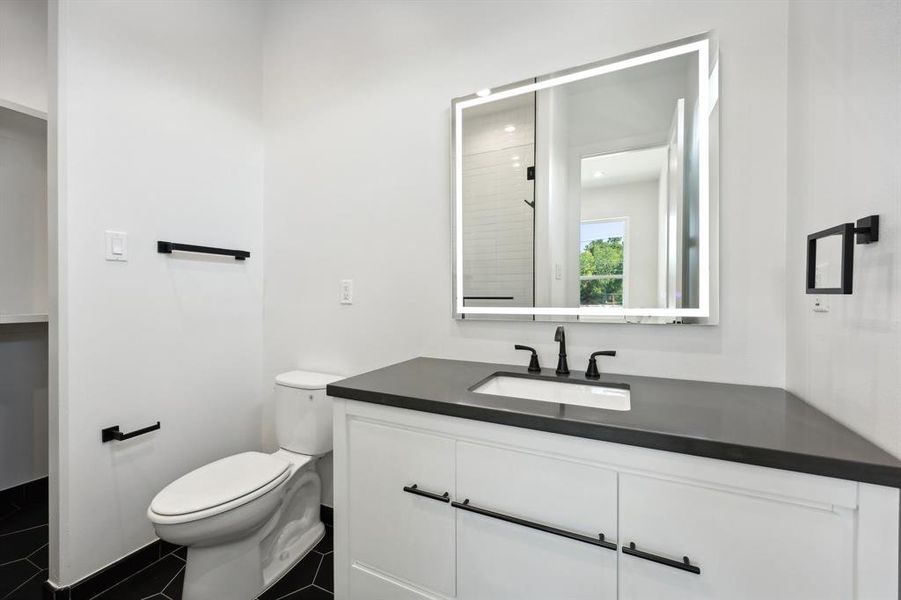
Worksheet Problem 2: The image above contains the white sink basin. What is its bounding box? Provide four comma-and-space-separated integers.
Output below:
472, 375, 631, 411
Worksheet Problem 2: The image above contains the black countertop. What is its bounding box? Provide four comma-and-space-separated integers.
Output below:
327, 357, 901, 488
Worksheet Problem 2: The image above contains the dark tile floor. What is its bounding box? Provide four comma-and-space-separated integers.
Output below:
0, 479, 49, 600
0, 478, 333, 600
92, 526, 335, 600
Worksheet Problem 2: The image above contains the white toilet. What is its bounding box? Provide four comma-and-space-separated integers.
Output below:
148, 370, 343, 600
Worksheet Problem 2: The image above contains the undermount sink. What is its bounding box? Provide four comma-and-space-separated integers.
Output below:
472, 374, 631, 411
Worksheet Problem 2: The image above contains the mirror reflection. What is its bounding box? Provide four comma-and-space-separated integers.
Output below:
454, 34, 717, 320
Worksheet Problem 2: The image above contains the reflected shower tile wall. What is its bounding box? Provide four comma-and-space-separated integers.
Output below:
461, 103, 535, 308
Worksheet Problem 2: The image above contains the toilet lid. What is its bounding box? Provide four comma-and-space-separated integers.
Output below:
150, 452, 291, 517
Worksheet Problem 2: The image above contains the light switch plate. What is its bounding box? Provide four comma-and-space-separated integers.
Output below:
340, 279, 354, 304
105, 231, 128, 262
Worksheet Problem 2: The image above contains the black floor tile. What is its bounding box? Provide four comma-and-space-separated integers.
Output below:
313, 554, 332, 593
26, 544, 47, 570
258, 552, 322, 600
319, 506, 333, 527
4, 568, 47, 599
70, 541, 160, 600
162, 564, 184, 599
0, 527, 48, 565
0, 560, 39, 598
312, 526, 332, 555
278, 585, 332, 600
92, 555, 184, 600
0, 500, 18, 525
0, 503, 48, 537
158, 540, 179, 558
18, 480, 47, 508
0, 488, 20, 509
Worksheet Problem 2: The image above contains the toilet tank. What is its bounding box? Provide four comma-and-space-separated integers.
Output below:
275, 370, 345, 455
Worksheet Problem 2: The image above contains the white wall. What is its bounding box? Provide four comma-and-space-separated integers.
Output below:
535, 86, 570, 307
0, 108, 48, 318
0, 0, 48, 114
51, 0, 263, 585
0, 106, 48, 493
0, 323, 48, 491
262, 0, 789, 474
581, 180, 660, 307
786, 0, 901, 458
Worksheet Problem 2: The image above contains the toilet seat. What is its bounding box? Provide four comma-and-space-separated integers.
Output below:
148, 452, 291, 525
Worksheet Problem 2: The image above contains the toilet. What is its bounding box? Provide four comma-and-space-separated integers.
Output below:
148, 370, 343, 600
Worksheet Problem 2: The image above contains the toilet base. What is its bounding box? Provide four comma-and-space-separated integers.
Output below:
183, 533, 263, 600
261, 523, 324, 593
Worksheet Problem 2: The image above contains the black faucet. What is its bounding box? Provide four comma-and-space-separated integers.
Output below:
554, 326, 569, 375
514, 345, 541, 373
585, 350, 616, 379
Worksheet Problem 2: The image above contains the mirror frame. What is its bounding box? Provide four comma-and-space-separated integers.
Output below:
451, 32, 719, 323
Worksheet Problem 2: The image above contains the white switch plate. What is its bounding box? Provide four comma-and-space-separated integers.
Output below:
105, 231, 128, 262
340, 279, 354, 304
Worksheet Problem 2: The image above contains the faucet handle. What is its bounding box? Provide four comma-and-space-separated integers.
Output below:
514, 345, 541, 373
586, 350, 616, 379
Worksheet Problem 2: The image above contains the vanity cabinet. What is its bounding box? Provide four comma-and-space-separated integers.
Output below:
334, 399, 899, 600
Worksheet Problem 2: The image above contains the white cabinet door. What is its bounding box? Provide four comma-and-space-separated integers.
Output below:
619, 474, 855, 600
347, 420, 456, 599
456, 442, 618, 600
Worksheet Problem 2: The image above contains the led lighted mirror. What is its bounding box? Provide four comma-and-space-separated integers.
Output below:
452, 33, 719, 323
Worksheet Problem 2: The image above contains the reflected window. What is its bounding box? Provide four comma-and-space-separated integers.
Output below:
580, 219, 626, 306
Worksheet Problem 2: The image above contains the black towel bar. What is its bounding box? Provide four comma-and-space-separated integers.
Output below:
101, 422, 161, 443
157, 241, 250, 260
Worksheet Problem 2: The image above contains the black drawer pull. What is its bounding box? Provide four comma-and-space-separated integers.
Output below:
451, 499, 616, 551
402, 484, 450, 503
623, 541, 701, 574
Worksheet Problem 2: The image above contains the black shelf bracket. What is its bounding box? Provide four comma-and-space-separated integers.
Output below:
157, 241, 250, 261
102, 422, 161, 443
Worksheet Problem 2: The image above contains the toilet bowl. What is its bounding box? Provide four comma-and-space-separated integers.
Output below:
148, 370, 343, 600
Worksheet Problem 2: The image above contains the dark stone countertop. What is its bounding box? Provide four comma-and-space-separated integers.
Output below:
327, 357, 901, 488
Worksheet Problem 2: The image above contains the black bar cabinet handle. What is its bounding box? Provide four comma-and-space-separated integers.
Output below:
451, 499, 616, 551
101, 422, 161, 443
622, 541, 701, 574
402, 484, 450, 503
157, 241, 250, 260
